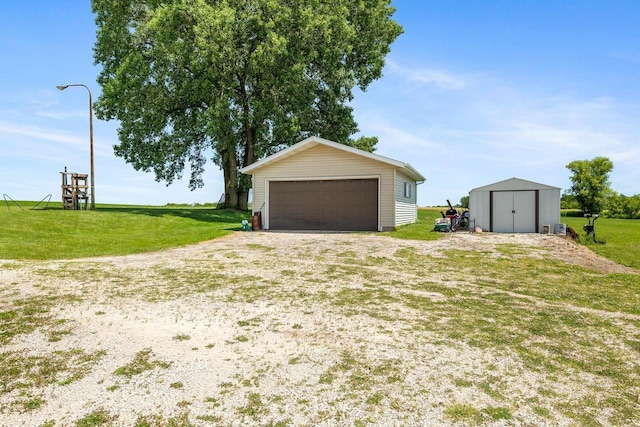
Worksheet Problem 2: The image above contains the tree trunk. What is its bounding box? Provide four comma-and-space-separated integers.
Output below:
238, 191, 249, 211
238, 126, 257, 212
220, 79, 258, 212
219, 126, 240, 209
225, 157, 239, 210
224, 179, 239, 209
244, 125, 256, 166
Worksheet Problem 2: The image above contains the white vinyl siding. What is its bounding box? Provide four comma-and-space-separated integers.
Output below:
251, 144, 396, 230
395, 172, 417, 226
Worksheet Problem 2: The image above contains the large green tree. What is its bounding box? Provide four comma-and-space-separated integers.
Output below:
565, 156, 614, 214
92, 0, 402, 209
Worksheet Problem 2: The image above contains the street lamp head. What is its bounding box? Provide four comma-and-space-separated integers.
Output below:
56, 85, 69, 91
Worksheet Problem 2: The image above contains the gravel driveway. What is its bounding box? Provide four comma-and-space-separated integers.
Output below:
1, 231, 637, 426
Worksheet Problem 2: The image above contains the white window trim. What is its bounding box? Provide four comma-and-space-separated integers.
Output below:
404, 182, 411, 199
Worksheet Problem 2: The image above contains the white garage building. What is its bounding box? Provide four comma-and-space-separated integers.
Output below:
469, 177, 561, 233
240, 136, 425, 231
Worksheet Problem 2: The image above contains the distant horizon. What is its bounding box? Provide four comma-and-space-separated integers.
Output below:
1, 1, 638, 206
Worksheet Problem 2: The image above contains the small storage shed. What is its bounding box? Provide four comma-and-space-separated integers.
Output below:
240, 136, 425, 231
469, 177, 561, 233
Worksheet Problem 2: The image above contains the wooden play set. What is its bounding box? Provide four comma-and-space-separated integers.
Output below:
60, 167, 89, 210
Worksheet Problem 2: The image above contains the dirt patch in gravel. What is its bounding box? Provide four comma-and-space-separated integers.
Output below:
532, 234, 637, 275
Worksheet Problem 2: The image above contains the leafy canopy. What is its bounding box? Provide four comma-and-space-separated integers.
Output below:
92, 0, 402, 205
565, 156, 614, 214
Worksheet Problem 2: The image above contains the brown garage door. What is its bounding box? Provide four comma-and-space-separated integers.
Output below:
269, 179, 378, 231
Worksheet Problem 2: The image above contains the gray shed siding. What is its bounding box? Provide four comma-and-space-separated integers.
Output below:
469, 178, 560, 233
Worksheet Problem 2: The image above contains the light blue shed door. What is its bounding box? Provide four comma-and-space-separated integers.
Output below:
492, 191, 536, 233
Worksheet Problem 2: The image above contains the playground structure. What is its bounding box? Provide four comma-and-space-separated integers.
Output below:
60, 167, 90, 210
4, 168, 89, 211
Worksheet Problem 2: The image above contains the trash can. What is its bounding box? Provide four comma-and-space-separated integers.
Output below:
251, 212, 262, 231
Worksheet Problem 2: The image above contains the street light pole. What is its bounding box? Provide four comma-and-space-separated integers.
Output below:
57, 84, 95, 210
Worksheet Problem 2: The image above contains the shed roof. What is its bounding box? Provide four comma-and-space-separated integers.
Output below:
470, 177, 561, 192
240, 136, 426, 182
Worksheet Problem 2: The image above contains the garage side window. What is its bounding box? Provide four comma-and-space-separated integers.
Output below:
404, 182, 411, 198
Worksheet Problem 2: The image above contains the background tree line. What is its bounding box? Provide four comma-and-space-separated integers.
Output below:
562, 192, 640, 219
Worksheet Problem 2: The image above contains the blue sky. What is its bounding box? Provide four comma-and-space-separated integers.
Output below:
1, 1, 639, 207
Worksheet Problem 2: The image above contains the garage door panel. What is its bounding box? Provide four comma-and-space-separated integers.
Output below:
491, 191, 536, 233
513, 191, 536, 233
269, 179, 378, 231
492, 192, 513, 233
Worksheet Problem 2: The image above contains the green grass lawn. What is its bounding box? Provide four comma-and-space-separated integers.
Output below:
383, 207, 444, 241
0, 202, 247, 260
2, 203, 445, 260
2, 203, 639, 269
562, 214, 640, 270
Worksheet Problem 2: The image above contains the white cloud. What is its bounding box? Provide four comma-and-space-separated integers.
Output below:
356, 113, 438, 153
437, 85, 637, 159
386, 60, 467, 90
0, 120, 86, 147
36, 109, 88, 120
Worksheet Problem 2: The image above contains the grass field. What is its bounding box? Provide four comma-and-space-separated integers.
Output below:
562, 214, 640, 270
0, 202, 247, 260
2, 203, 639, 269
381, 207, 444, 241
